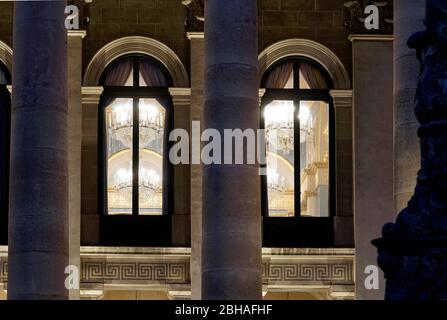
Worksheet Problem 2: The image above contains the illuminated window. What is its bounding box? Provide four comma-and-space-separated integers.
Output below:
0, 62, 10, 244
100, 56, 173, 216
262, 59, 333, 218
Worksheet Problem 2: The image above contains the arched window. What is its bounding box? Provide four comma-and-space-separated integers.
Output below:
99, 55, 173, 221
0, 62, 11, 245
261, 58, 335, 246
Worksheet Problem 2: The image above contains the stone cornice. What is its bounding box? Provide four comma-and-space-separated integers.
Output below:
348, 34, 394, 42
344, 0, 393, 35
67, 30, 87, 39
186, 32, 204, 40
81, 86, 103, 104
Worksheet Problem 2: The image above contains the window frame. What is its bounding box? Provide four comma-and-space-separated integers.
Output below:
260, 57, 336, 247
97, 55, 174, 246
0, 62, 11, 245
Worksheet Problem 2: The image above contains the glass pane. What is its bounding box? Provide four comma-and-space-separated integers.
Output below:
264, 100, 295, 217
300, 101, 329, 217
299, 62, 328, 89
105, 98, 133, 215
139, 98, 165, 215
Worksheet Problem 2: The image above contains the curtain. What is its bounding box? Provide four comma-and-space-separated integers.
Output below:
103, 59, 133, 107
299, 62, 327, 89
0, 70, 6, 85
139, 59, 169, 87
104, 59, 133, 86
265, 62, 293, 89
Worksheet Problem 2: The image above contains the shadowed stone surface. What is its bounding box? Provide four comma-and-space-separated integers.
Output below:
374, 0, 447, 300
202, 0, 262, 300
8, 1, 68, 300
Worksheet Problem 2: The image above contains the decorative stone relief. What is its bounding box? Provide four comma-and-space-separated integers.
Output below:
373, 0, 447, 300
344, 0, 393, 34
182, 0, 204, 33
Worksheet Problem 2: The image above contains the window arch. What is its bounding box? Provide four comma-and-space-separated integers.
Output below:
0, 62, 11, 245
261, 57, 335, 246
98, 55, 174, 221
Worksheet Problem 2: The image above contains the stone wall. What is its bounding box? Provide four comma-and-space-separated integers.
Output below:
84, 0, 190, 76
258, 0, 352, 77
0, 2, 12, 48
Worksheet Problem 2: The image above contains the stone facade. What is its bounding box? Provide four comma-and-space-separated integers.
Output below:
0, 0, 410, 300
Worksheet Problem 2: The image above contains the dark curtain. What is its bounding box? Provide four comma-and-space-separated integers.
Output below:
299, 62, 328, 89
104, 59, 133, 86
103, 59, 133, 106
139, 60, 169, 87
0, 70, 6, 85
265, 62, 293, 89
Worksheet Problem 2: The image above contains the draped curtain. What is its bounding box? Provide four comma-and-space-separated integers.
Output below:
103, 59, 133, 107
299, 62, 328, 89
0, 70, 6, 85
265, 62, 293, 89
139, 60, 169, 87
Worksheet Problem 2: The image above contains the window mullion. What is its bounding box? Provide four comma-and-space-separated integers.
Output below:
294, 97, 301, 218
132, 97, 139, 216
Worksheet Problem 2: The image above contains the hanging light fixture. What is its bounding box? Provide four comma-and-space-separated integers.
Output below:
113, 164, 162, 197
107, 100, 164, 149
264, 101, 313, 154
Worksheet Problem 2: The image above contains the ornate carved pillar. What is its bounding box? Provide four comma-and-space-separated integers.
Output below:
374, 0, 447, 300
8, 1, 68, 299
202, 0, 262, 300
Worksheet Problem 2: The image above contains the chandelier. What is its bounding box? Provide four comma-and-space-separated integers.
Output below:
114, 166, 162, 198
107, 101, 164, 149
264, 101, 312, 154
267, 168, 286, 192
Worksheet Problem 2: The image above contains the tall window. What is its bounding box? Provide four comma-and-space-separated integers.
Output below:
0, 63, 11, 244
261, 58, 334, 219
99, 55, 173, 217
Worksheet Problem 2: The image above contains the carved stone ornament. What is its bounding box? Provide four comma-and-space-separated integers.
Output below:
344, 0, 393, 34
181, 0, 204, 33
373, 0, 447, 300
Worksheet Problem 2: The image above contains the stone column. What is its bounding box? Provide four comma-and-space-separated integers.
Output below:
188, 32, 204, 300
67, 30, 86, 300
394, 0, 425, 212
8, 1, 68, 300
202, 0, 262, 300
330, 90, 354, 247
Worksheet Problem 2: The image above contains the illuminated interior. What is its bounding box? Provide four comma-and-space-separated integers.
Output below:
105, 98, 165, 215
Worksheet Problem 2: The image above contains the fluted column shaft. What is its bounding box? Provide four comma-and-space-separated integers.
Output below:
202, 0, 262, 300
8, 1, 68, 300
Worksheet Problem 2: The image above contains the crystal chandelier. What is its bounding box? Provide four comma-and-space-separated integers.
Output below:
267, 168, 286, 192
114, 166, 162, 197
107, 101, 164, 149
264, 101, 312, 154
264, 101, 294, 154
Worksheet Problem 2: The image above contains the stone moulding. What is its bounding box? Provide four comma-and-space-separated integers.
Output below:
0, 41, 12, 76
0, 246, 354, 299
83, 36, 190, 87
258, 39, 351, 90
